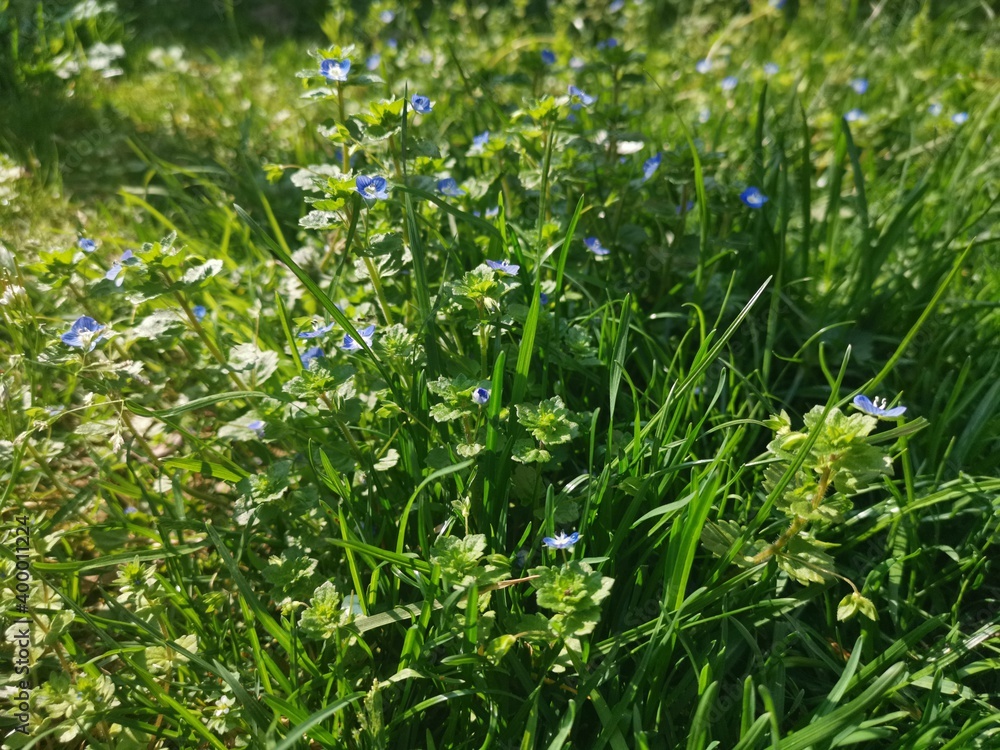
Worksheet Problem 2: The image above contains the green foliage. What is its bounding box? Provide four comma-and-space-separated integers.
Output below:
529, 560, 615, 638
2, 0, 1000, 748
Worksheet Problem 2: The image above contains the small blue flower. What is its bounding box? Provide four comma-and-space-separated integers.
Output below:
541, 49, 556, 65
485, 206, 499, 219
365, 53, 381, 71
739, 187, 768, 209
539, 292, 549, 306
300, 346, 324, 368
437, 178, 465, 197
698, 107, 711, 123
124, 505, 139, 515
928, 102, 942, 116
247, 419, 265, 437
951, 111, 969, 125
61, 316, 107, 352
852, 394, 906, 419
609, 0, 625, 11
297, 320, 336, 339
486, 259, 519, 276
643, 153, 662, 181
472, 387, 490, 405
379, 9, 395, 23
356, 175, 389, 201
585, 237, 609, 256
845, 108, 868, 123
569, 56, 585, 70
411, 94, 433, 114
850, 77, 868, 95
193, 305, 207, 322
106, 262, 123, 285
320, 58, 351, 82
568, 85, 596, 108
597, 38, 619, 50
471, 130, 490, 151
695, 58, 712, 74
77, 237, 97, 252
543, 531, 580, 550
721, 75, 738, 92
763, 62, 779, 76
342, 324, 376, 352
387, 37, 398, 50
105, 249, 135, 287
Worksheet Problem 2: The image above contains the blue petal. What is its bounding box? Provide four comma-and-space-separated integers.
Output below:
852, 394, 875, 413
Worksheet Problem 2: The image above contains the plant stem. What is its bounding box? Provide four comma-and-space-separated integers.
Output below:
751, 464, 833, 565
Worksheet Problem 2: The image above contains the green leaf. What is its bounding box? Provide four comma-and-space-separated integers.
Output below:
516, 396, 578, 445
228, 343, 280, 384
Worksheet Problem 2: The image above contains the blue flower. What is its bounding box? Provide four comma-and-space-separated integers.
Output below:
952, 111, 969, 125
585, 237, 609, 256
486, 259, 519, 276
539, 292, 549, 306
698, 107, 711, 123
609, 0, 625, 11
342, 324, 376, 352
543, 531, 580, 550
411, 94, 433, 114
568, 85, 596, 108
320, 58, 351, 82
642, 153, 662, 181
470, 130, 490, 153
437, 178, 465, 197
739, 187, 768, 208
852, 394, 906, 419
301, 345, 324, 368
844, 108, 868, 123
485, 206, 499, 219
356, 175, 389, 201
472, 387, 490, 405
721, 75, 738, 91
77, 237, 97, 252
247, 419, 265, 437
365, 53, 381, 71
61, 316, 107, 352
928, 102, 942, 116
105, 249, 135, 287
124, 505, 139, 515
298, 320, 336, 339
850, 77, 868, 95
379, 9, 395, 23
763, 62, 779, 76
695, 58, 712, 74
387, 38, 398, 50
541, 49, 556, 65
597, 38, 619, 50
193, 305, 207, 322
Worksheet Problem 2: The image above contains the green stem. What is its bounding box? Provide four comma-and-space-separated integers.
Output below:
338, 82, 349, 173
169, 278, 248, 392
750, 464, 833, 565
364, 257, 395, 326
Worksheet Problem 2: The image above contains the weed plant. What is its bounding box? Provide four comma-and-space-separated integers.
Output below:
1, 0, 999, 747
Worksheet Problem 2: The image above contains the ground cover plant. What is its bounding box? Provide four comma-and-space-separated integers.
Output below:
1, 0, 999, 747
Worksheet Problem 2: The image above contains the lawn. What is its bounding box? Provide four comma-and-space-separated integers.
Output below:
1, 0, 999, 747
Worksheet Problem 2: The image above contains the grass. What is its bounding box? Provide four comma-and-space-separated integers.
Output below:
1, 0, 999, 748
